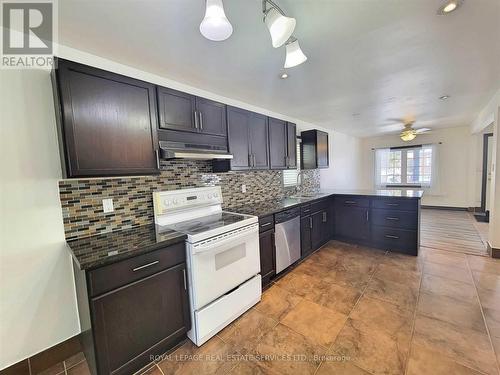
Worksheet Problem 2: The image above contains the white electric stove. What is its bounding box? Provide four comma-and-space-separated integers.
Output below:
153, 186, 261, 346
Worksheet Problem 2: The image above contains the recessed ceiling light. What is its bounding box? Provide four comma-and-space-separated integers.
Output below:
437, 0, 463, 15
439, 95, 450, 100
280, 72, 289, 79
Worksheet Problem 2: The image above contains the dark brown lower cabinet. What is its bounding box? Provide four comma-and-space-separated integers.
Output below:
92, 264, 189, 375
300, 216, 312, 258
259, 229, 276, 288
334, 205, 370, 242
73, 243, 190, 375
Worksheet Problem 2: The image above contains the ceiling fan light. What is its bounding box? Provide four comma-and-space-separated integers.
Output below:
200, 0, 233, 41
400, 130, 417, 142
284, 39, 307, 68
265, 7, 296, 48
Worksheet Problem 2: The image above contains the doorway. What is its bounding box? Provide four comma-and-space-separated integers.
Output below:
476, 132, 494, 222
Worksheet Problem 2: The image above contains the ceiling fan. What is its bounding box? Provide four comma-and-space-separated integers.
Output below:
386, 118, 431, 142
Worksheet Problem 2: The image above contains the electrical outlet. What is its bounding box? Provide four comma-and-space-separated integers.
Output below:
241, 184, 247, 193
102, 198, 114, 213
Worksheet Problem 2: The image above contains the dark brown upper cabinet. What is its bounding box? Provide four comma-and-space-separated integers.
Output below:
53, 58, 159, 178
157, 87, 227, 137
287, 122, 297, 168
301, 129, 329, 169
269, 118, 296, 169
227, 106, 269, 170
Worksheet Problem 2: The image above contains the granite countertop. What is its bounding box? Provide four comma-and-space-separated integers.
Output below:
67, 224, 186, 270
321, 189, 424, 199
231, 189, 423, 218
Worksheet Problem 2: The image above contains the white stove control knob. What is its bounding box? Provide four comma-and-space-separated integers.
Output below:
173, 198, 179, 205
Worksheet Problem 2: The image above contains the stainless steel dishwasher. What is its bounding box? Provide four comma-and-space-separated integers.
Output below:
274, 208, 301, 274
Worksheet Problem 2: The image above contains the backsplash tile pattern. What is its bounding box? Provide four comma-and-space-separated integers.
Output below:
59, 160, 320, 240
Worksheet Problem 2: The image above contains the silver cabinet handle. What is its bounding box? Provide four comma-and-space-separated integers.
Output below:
385, 235, 399, 239
199, 112, 203, 131
387, 203, 399, 206
155, 149, 160, 169
345, 200, 356, 204
194, 111, 199, 130
261, 222, 272, 228
322, 212, 327, 222
309, 217, 313, 229
132, 260, 159, 272
183, 269, 187, 290
386, 217, 399, 221
366, 210, 369, 222
252, 154, 256, 167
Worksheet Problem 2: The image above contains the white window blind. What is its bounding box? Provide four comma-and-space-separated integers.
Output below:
375, 144, 436, 188
283, 140, 301, 187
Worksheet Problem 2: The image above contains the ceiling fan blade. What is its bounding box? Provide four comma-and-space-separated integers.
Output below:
415, 128, 431, 134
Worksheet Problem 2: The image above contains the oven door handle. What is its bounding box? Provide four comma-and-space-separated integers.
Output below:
192, 227, 258, 255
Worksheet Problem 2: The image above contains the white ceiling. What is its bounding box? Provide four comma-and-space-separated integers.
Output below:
59, 0, 500, 137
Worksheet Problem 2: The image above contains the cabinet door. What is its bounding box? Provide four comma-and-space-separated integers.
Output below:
91, 264, 190, 375
227, 107, 251, 170
196, 97, 227, 136
334, 206, 370, 241
287, 122, 297, 169
300, 216, 312, 258
259, 230, 275, 288
249, 113, 270, 170
157, 86, 196, 132
56, 59, 159, 177
268, 118, 287, 169
311, 211, 324, 250
320, 209, 330, 244
317, 131, 329, 168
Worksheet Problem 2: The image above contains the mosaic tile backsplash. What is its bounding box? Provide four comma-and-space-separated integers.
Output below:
59, 160, 320, 240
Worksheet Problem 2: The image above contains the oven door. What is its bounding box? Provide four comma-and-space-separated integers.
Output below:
188, 224, 260, 310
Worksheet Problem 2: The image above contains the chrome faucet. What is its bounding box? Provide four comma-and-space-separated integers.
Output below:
296, 170, 306, 194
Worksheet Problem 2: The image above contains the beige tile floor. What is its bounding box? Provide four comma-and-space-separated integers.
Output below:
49, 241, 500, 375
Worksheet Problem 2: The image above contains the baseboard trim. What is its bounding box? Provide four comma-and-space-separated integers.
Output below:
0, 334, 81, 375
421, 205, 468, 211
468, 206, 483, 212
487, 242, 500, 259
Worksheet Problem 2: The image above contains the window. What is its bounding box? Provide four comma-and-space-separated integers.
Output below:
283, 140, 301, 187
375, 145, 434, 187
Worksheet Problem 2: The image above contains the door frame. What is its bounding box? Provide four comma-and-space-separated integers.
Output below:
480, 132, 494, 212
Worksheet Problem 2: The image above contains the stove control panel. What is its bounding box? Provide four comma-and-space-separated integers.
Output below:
153, 186, 223, 216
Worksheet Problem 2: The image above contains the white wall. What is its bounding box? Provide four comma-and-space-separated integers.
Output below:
358, 126, 476, 208
320, 131, 362, 190
0, 69, 80, 369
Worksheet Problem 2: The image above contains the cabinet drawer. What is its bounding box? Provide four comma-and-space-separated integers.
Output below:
371, 209, 418, 230
301, 204, 312, 216
259, 215, 274, 232
311, 199, 329, 213
372, 198, 418, 211
372, 226, 417, 254
334, 196, 369, 208
88, 243, 185, 297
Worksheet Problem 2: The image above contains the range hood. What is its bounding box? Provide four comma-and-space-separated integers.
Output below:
159, 140, 233, 160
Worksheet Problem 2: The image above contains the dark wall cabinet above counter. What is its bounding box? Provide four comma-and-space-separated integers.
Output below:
226, 106, 269, 170
52, 58, 309, 177
269, 118, 297, 170
157, 87, 227, 137
301, 129, 329, 169
52, 58, 160, 178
